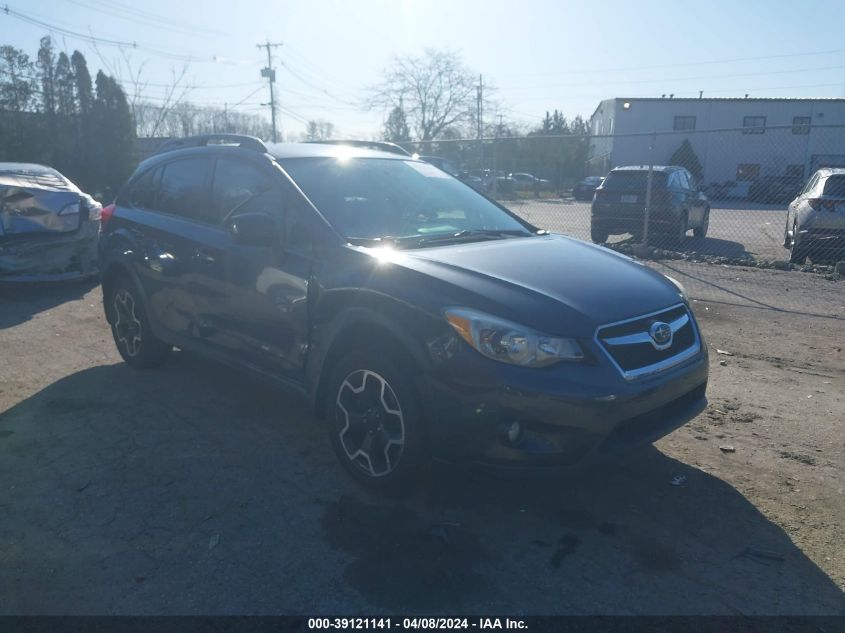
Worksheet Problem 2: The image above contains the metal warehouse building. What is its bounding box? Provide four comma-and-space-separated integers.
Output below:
587, 97, 845, 184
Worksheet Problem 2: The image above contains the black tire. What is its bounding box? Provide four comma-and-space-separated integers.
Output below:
673, 211, 689, 246
590, 222, 609, 244
789, 220, 808, 264
325, 347, 426, 492
105, 276, 172, 368
693, 208, 709, 238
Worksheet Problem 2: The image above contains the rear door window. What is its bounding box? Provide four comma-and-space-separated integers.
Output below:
822, 175, 845, 197
126, 167, 160, 209
157, 158, 212, 222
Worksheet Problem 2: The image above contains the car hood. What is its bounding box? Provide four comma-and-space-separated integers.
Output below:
383, 234, 683, 336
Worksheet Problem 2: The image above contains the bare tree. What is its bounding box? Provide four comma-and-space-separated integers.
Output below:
369, 49, 479, 142
303, 119, 335, 141
88, 38, 193, 139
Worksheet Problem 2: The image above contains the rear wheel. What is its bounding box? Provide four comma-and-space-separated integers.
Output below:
590, 222, 609, 243
105, 276, 172, 368
326, 347, 426, 492
693, 208, 709, 238
672, 211, 689, 247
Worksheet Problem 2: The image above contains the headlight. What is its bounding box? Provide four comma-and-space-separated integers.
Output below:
444, 308, 583, 367
665, 275, 688, 302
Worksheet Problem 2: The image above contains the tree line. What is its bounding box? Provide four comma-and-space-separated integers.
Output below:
0, 36, 134, 196
0, 35, 272, 196
2, 40, 603, 194
371, 50, 592, 185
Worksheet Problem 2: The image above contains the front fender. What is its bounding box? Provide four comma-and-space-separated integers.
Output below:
306, 288, 447, 405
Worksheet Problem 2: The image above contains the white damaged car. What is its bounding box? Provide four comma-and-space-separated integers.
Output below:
785, 168, 845, 264
0, 163, 101, 282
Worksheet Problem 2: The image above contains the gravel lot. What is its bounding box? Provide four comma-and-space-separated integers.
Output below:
507, 199, 793, 262
0, 263, 843, 615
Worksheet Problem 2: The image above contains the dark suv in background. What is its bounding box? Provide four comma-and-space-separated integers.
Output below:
99, 135, 708, 490
590, 165, 710, 245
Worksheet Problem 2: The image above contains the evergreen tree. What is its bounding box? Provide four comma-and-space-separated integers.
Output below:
0, 46, 36, 112
0, 46, 37, 160
36, 36, 56, 116
71, 51, 95, 188
93, 71, 136, 196
383, 104, 411, 142
71, 50, 93, 115
54, 52, 76, 116
670, 139, 704, 181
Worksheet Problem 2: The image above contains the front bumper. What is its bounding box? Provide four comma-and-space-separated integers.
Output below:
420, 330, 708, 468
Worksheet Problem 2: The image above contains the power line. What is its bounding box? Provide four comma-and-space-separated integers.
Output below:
279, 60, 360, 107
1, 5, 241, 64
511, 80, 845, 106
62, 0, 224, 39
504, 63, 845, 93
496, 48, 845, 78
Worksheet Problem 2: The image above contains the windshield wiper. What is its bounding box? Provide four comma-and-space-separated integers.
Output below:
347, 235, 421, 248
348, 229, 537, 249
415, 229, 533, 246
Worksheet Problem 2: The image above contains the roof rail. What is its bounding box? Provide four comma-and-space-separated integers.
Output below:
308, 139, 412, 157
155, 134, 267, 155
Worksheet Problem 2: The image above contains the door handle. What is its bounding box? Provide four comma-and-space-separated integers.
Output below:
192, 249, 216, 265
148, 244, 180, 275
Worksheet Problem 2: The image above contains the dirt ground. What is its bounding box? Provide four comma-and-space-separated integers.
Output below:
0, 265, 843, 615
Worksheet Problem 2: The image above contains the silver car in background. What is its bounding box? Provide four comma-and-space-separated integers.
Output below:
785, 168, 845, 264
0, 163, 101, 282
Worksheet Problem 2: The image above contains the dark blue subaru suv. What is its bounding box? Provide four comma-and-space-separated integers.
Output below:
99, 134, 708, 490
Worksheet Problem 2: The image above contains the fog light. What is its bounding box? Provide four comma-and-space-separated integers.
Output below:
500, 420, 522, 444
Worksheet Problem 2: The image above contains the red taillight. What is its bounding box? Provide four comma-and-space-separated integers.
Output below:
808, 198, 836, 212
101, 203, 116, 227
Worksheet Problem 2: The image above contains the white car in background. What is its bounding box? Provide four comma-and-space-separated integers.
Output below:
784, 168, 845, 263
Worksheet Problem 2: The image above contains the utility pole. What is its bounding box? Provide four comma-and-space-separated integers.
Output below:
257, 40, 283, 142
642, 131, 656, 247
476, 74, 484, 169
492, 113, 503, 197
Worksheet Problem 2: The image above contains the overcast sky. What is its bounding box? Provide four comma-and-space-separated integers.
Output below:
5, 0, 845, 139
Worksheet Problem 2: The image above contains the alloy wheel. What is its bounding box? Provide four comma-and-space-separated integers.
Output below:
335, 369, 405, 478
113, 289, 142, 357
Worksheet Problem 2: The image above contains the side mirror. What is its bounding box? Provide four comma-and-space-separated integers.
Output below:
229, 212, 277, 247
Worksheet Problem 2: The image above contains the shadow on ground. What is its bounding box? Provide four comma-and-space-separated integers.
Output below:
608, 234, 752, 259
0, 354, 843, 614
0, 277, 99, 329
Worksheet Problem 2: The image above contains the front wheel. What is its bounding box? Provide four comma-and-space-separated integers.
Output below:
326, 348, 426, 492
789, 221, 808, 264
105, 277, 172, 368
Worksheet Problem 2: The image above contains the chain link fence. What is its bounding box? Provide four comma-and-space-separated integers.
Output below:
403, 124, 845, 316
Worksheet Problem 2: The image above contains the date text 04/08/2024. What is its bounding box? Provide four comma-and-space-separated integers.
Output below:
307, 618, 528, 630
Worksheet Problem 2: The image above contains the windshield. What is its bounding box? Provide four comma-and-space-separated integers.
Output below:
280, 157, 533, 244
602, 171, 668, 192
